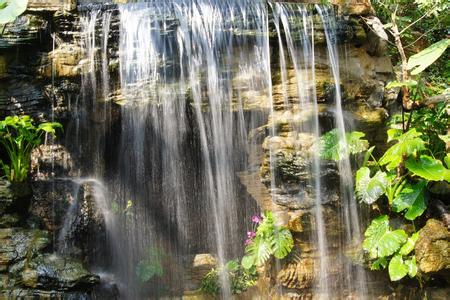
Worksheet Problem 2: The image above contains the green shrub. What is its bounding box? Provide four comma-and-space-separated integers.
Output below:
0, 115, 62, 182
200, 260, 257, 295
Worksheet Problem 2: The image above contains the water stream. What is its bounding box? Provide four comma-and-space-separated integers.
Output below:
63, 1, 369, 298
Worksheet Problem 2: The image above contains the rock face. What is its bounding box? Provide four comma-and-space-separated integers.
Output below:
0, 227, 99, 297
415, 219, 450, 275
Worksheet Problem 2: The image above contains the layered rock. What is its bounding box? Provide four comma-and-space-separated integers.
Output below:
415, 219, 450, 276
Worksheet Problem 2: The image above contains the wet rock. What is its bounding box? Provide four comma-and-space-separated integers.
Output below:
38, 43, 84, 78
27, 0, 77, 11
0, 180, 14, 215
31, 143, 75, 180
21, 254, 99, 290
0, 179, 32, 216
0, 228, 49, 272
0, 14, 49, 49
415, 219, 450, 274
0, 289, 92, 299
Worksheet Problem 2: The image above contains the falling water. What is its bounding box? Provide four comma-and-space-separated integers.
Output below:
317, 5, 368, 298
71, 1, 369, 299
271, 3, 329, 297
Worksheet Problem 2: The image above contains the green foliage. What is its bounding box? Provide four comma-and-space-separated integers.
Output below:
364, 216, 417, 281
241, 211, 293, 269
355, 167, 388, 205
0, 0, 28, 24
0, 116, 62, 182
379, 129, 425, 170
136, 246, 165, 282
363, 215, 408, 259
392, 181, 427, 220
319, 129, 369, 161
406, 155, 450, 182
385, 80, 417, 89
407, 39, 450, 75
200, 259, 257, 296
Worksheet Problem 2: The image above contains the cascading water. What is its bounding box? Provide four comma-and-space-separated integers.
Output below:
271, 3, 329, 297
317, 5, 368, 298
69, 1, 370, 298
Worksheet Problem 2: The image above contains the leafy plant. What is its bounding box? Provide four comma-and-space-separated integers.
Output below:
319, 129, 369, 161
363, 215, 418, 281
136, 246, 165, 282
200, 259, 258, 296
241, 211, 293, 270
0, 116, 62, 182
0, 0, 28, 25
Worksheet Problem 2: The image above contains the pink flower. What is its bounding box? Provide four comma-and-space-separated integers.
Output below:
247, 231, 256, 239
245, 238, 253, 246
251, 215, 262, 224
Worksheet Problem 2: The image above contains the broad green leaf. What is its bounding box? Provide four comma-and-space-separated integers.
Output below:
0, 0, 28, 25
406, 155, 450, 182
399, 233, 419, 256
320, 129, 369, 161
408, 39, 450, 75
385, 80, 418, 89
355, 167, 388, 204
392, 181, 427, 220
387, 128, 403, 142
371, 257, 387, 270
388, 254, 408, 281
241, 255, 255, 270
378, 230, 408, 257
379, 129, 425, 170
405, 256, 418, 277
363, 215, 407, 258
271, 227, 294, 259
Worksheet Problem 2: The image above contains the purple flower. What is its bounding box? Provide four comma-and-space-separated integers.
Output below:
247, 231, 256, 239
245, 238, 253, 246
251, 215, 262, 224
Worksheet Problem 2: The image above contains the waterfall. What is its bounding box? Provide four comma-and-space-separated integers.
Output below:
271, 3, 329, 297
317, 5, 368, 298
71, 1, 369, 298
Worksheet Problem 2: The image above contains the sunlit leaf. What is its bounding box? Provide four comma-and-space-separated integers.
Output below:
388, 254, 408, 281
241, 255, 255, 270
379, 129, 425, 170
406, 155, 450, 182
399, 233, 419, 256
363, 215, 407, 259
355, 167, 388, 204
385, 80, 418, 89
405, 256, 418, 277
407, 39, 450, 75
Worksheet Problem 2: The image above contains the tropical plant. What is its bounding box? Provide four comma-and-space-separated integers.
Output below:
241, 211, 293, 270
368, 0, 449, 110
200, 259, 257, 295
319, 129, 369, 161
0, 115, 62, 182
136, 246, 165, 282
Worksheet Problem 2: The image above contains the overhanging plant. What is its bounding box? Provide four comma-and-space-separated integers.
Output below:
0, 115, 62, 182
